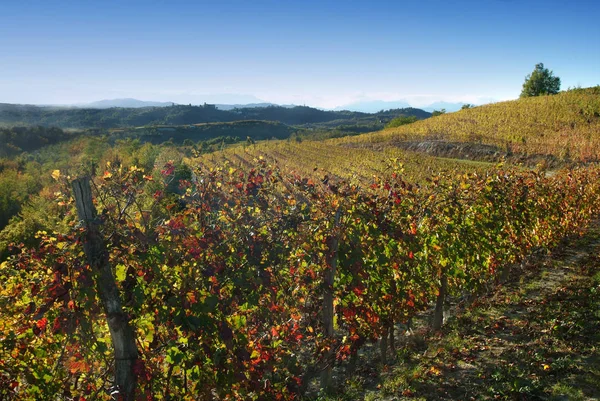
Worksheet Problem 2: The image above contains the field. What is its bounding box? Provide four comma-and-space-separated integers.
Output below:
1, 89, 600, 400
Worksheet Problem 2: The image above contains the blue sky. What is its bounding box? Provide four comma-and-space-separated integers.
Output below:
1, 0, 598, 109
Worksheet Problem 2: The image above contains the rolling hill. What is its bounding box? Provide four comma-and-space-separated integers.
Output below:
193, 87, 600, 187
333, 87, 600, 165
0, 102, 430, 129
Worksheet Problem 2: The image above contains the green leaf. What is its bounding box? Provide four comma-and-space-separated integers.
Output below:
115, 264, 127, 282
166, 346, 184, 365
230, 314, 247, 329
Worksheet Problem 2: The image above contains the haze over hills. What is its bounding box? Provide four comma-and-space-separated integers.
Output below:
334, 100, 412, 113
45, 97, 489, 113
336, 98, 501, 113
75, 98, 176, 109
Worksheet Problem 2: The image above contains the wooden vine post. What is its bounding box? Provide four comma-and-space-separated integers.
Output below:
320, 207, 342, 393
432, 268, 447, 331
72, 177, 139, 400
432, 189, 458, 332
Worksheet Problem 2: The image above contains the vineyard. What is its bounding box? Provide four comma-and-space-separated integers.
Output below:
335, 87, 600, 164
1, 89, 600, 400
197, 140, 494, 187
1, 153, 600, 399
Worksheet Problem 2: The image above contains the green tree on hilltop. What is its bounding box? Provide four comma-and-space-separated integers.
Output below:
520, 63, 561, 98
385, 115, 418, 128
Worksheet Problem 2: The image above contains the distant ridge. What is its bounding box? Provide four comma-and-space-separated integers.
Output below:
20, 97, 488, 113
215, 103, 295, 111
73, 99, 296, 110
0, 101, 431, 129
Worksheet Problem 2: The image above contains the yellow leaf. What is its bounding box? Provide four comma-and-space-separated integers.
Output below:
429, 366, 442, 376
51, 170, 61, 180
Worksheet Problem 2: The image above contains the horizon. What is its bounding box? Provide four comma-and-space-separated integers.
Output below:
1, 0, 599, 109
10, 96, 492, 113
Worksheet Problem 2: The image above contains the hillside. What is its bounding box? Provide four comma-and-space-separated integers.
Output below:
335, 87, 600, 165
0, 103, 430, 129
111, 120, 295, 145
194, 88, 600, 184
196, 140, 494, 188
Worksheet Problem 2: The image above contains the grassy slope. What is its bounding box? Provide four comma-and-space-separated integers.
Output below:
333, 87, 600, 163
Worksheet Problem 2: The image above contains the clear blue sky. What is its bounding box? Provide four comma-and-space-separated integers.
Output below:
1, 0, 598, 108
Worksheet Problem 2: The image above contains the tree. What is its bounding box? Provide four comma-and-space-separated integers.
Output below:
385, 115, 418, 128
520, 63, 561, 98
431, 109, 446, 117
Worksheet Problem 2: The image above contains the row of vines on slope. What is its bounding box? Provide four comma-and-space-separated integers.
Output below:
344, 87, 600, 163
1, 158, 599, 400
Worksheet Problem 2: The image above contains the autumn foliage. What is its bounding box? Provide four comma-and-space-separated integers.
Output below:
1, 157, 600, 399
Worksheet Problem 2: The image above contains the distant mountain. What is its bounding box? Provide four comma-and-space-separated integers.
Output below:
421, 102, 466, 113
77, 98, 175, 109
335, 100, 412, 113
337, 100, 494, 113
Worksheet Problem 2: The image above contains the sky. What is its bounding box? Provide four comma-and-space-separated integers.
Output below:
1, 0, 599, 109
